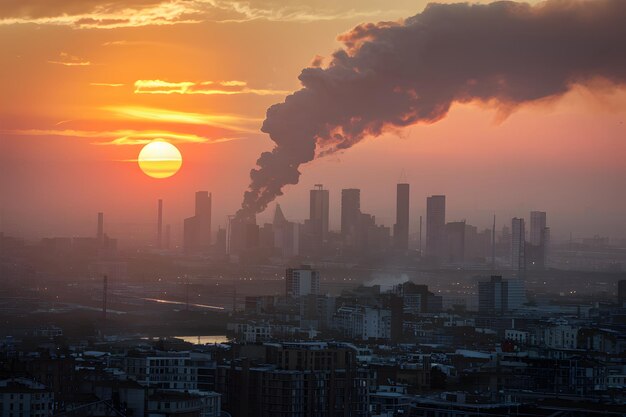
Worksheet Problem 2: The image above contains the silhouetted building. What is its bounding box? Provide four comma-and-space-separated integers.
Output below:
478, 275, 525, 315
228, 215, 259, 256
511, 217, 525, 273
528, 211, 549, 268
444, 221, 465, 263
273, 205, 299, 258
309, 184, 329, 242
341, 188, 361, 246
394, 183, 410, 251
426, 195, 446, 258
286, 266, 320, 297
183, 191, 212, 254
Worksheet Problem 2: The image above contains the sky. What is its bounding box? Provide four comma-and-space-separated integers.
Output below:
1, 0, 625, 244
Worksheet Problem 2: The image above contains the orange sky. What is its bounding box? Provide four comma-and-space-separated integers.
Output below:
1, 0, 625, 244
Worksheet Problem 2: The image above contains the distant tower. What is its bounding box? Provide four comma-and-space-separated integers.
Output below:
157, 199, 163, 249
309, 184, 330, 241
394, 183, 410, 251
341, 189, 361, 245
183, 191, 212, 254
97, 212, 104, 241
511, 217, 526, 275
426, 195, 446, 257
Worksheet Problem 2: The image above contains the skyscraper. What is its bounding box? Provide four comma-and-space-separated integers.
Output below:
426, 195, 445, 257
183, 191, 212, 254
530, 211, 546, 246
341, 189, 361, 245
309, 184, 329, 241
529, 211, 549, 268
511, 217, 525, 273
393, 183, 410, 251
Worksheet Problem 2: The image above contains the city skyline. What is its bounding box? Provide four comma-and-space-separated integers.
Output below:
1, 0, 625, 240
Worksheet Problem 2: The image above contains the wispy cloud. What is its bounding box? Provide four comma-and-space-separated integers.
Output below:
133, 79, 289, 96
104, 105, 262, 133
1, 128, 240, 146
0, 0, 403, 29
90, 82, 125, 87
47, 52, 91, 66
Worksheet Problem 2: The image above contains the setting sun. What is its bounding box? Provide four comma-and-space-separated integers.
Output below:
137, 140, 182, 178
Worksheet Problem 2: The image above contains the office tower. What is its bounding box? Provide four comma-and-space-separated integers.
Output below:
183, 191, 212, 254
529, 211, 549, 268
530, 211, 546, 246
426, 195, 445, 257
157, 199, 163, 249
97, 212, 104, 241
393, 183, 410, 251
478, 275, 526, 315
511, 217, 526, 273
227, 215, 259, 255
341, 189, 361, 244
273, 205, 299, 258
444, 221, 466, 263
309, 184, 329, 240
286, 265, 320, 297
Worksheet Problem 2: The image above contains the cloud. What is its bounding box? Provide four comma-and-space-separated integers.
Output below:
0, 0, 403, 29
104, 105, 262, 133
90, 82, 124, 87
133, 79, 289, 96
1, 128, 239, 146
47, 52, 91, 66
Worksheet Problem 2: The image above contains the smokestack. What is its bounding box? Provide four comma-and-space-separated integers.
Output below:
157, 199, 163, 249
238, 0, 626, 217
97, 212, 104, 241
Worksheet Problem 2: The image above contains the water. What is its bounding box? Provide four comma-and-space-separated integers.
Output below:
174, 335, 229, 344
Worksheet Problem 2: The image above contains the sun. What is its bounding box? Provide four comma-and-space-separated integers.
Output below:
137, 140, 182, 178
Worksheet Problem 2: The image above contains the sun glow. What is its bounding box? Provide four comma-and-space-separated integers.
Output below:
137, 140, 182, 178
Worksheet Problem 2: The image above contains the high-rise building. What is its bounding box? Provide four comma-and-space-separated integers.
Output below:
157, 199, 163, 249
511, 217, 526, 273
285, 265, 320, 297
529, 211, 549, 268
341, 189, 361, 245
393, 183, 410, 251
426, 195, 446, 257
478, 275, 526, 315
309, 184, 329, 240
530, 211, 546, 246
444, 221, 465, 263
183, 191, 212, 254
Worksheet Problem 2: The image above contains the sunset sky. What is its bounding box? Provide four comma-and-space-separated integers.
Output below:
1, 0, 625, 244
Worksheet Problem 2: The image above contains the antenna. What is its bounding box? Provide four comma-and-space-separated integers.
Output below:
398, 169, 408, 183
314, 184, 323, 190
419, 215, 423, 255
492, 214, 496, 270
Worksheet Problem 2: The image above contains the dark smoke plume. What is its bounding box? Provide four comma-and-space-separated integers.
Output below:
238, 0, 626, 218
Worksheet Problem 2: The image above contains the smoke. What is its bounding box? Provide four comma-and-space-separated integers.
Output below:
237, 0, 626, 218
